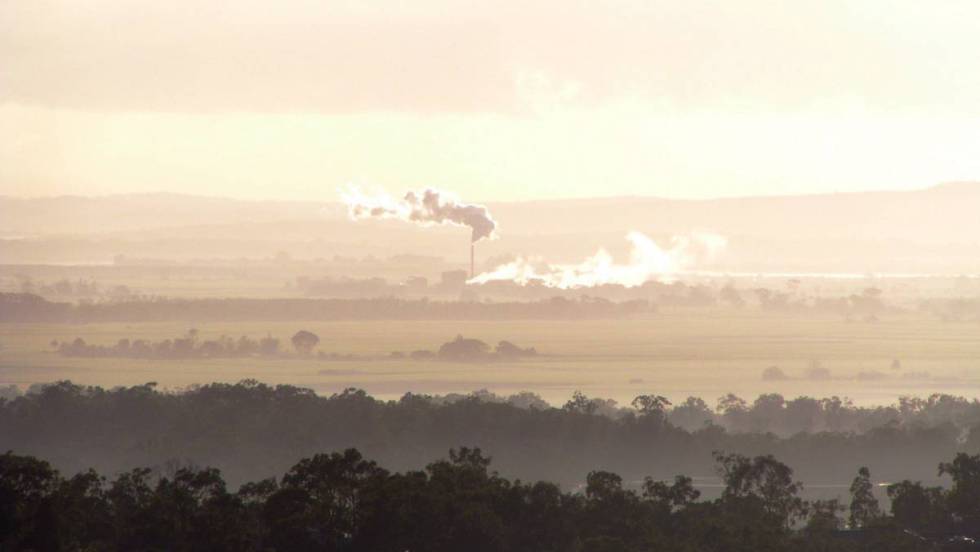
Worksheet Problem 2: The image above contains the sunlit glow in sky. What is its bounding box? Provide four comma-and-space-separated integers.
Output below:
2, 0, 978, 201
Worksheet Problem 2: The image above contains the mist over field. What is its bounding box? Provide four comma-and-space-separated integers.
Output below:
4, 1, 980, 549
4, 185, 980, 550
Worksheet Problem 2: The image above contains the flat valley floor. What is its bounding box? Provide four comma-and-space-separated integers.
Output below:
3, 311, 979, 407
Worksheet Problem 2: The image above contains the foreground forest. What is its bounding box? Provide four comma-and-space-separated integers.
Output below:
4, 446, 980, 551
3, 381, 980, 490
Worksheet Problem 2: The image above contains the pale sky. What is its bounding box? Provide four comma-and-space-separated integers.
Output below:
2, 0, 979, 201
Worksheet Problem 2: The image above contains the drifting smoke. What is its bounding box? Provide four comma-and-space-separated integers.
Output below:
342, 187, 496, 243
470, 232, 727, 289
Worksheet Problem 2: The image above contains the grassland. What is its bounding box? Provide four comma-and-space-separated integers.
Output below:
2, 310, 979, 406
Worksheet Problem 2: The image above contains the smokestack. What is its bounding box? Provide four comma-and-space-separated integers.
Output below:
470, 243, 475, 279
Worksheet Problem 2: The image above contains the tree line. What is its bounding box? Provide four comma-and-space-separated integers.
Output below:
2, 381, 979, 491
0, 286, 908, 324
53, 330, 537, 362
54, 331, 284, 359
0, 293, 654, 323
5, 446, 980, 552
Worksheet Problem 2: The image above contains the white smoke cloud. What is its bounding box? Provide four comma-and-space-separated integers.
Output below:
470, 231, 727, 289
341, 186, 496, 243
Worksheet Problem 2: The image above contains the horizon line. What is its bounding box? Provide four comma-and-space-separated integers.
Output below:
1, 180, 978, 205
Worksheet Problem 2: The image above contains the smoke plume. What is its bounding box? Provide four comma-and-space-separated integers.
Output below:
342, 187, 496, 242
470, 232, 727, 289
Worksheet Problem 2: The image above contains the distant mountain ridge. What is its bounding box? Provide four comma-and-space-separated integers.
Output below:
3, 183, 978, 239
1, 183, 978, 272
489, 182, 980, 242
0, 193, 340, 236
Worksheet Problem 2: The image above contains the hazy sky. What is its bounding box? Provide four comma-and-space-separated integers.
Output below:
2, 0, 979, 201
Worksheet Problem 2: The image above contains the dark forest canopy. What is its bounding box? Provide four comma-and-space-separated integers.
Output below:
3, 381, 980, 491
4, 447, 980, 552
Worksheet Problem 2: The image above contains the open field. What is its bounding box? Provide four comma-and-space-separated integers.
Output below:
2, 311, 980, 406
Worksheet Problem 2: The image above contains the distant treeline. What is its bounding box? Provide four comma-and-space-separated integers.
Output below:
54, 331, 537, 362
56, 333, 285, 359
2, 381, 979, 490
0, 293, 653, 322
0, 285, 911, 323
6, 445, 979, 552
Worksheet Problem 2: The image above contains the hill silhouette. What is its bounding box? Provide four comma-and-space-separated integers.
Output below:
2, 183, 978, 273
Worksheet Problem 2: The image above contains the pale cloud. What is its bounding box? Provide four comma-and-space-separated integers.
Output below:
1, 0, 979, 200
2, 0, 979, 114
3, 100, 978, 200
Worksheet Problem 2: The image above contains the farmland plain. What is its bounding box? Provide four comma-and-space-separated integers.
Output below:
2, 310, 978, 407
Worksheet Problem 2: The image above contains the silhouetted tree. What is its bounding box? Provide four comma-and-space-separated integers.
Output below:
563, 391, 599, 415
0, 452, 60, 549
939, 452, 980, 527
438, 335, 490, 360
887, 480, 948, 533
291, 330, 320, 355
276, 448, 388, 551
848, 466, 880, 528
715, 452, 806, 528
668, 396, 715, 430
630, 394, 671, 415
642, 475, 700, 511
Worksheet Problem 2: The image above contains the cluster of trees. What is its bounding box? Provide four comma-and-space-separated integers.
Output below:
53, 330, 326, 359
7, 446, 979, 552
479, 389, 980, 438
745, 286, 889, 320
664, 393, 980, 437
3, 381, 980, 491
430, 335, 537, 361
387, 335, 538, 362
53, 331, 537, 363
0, 293, 655, 323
